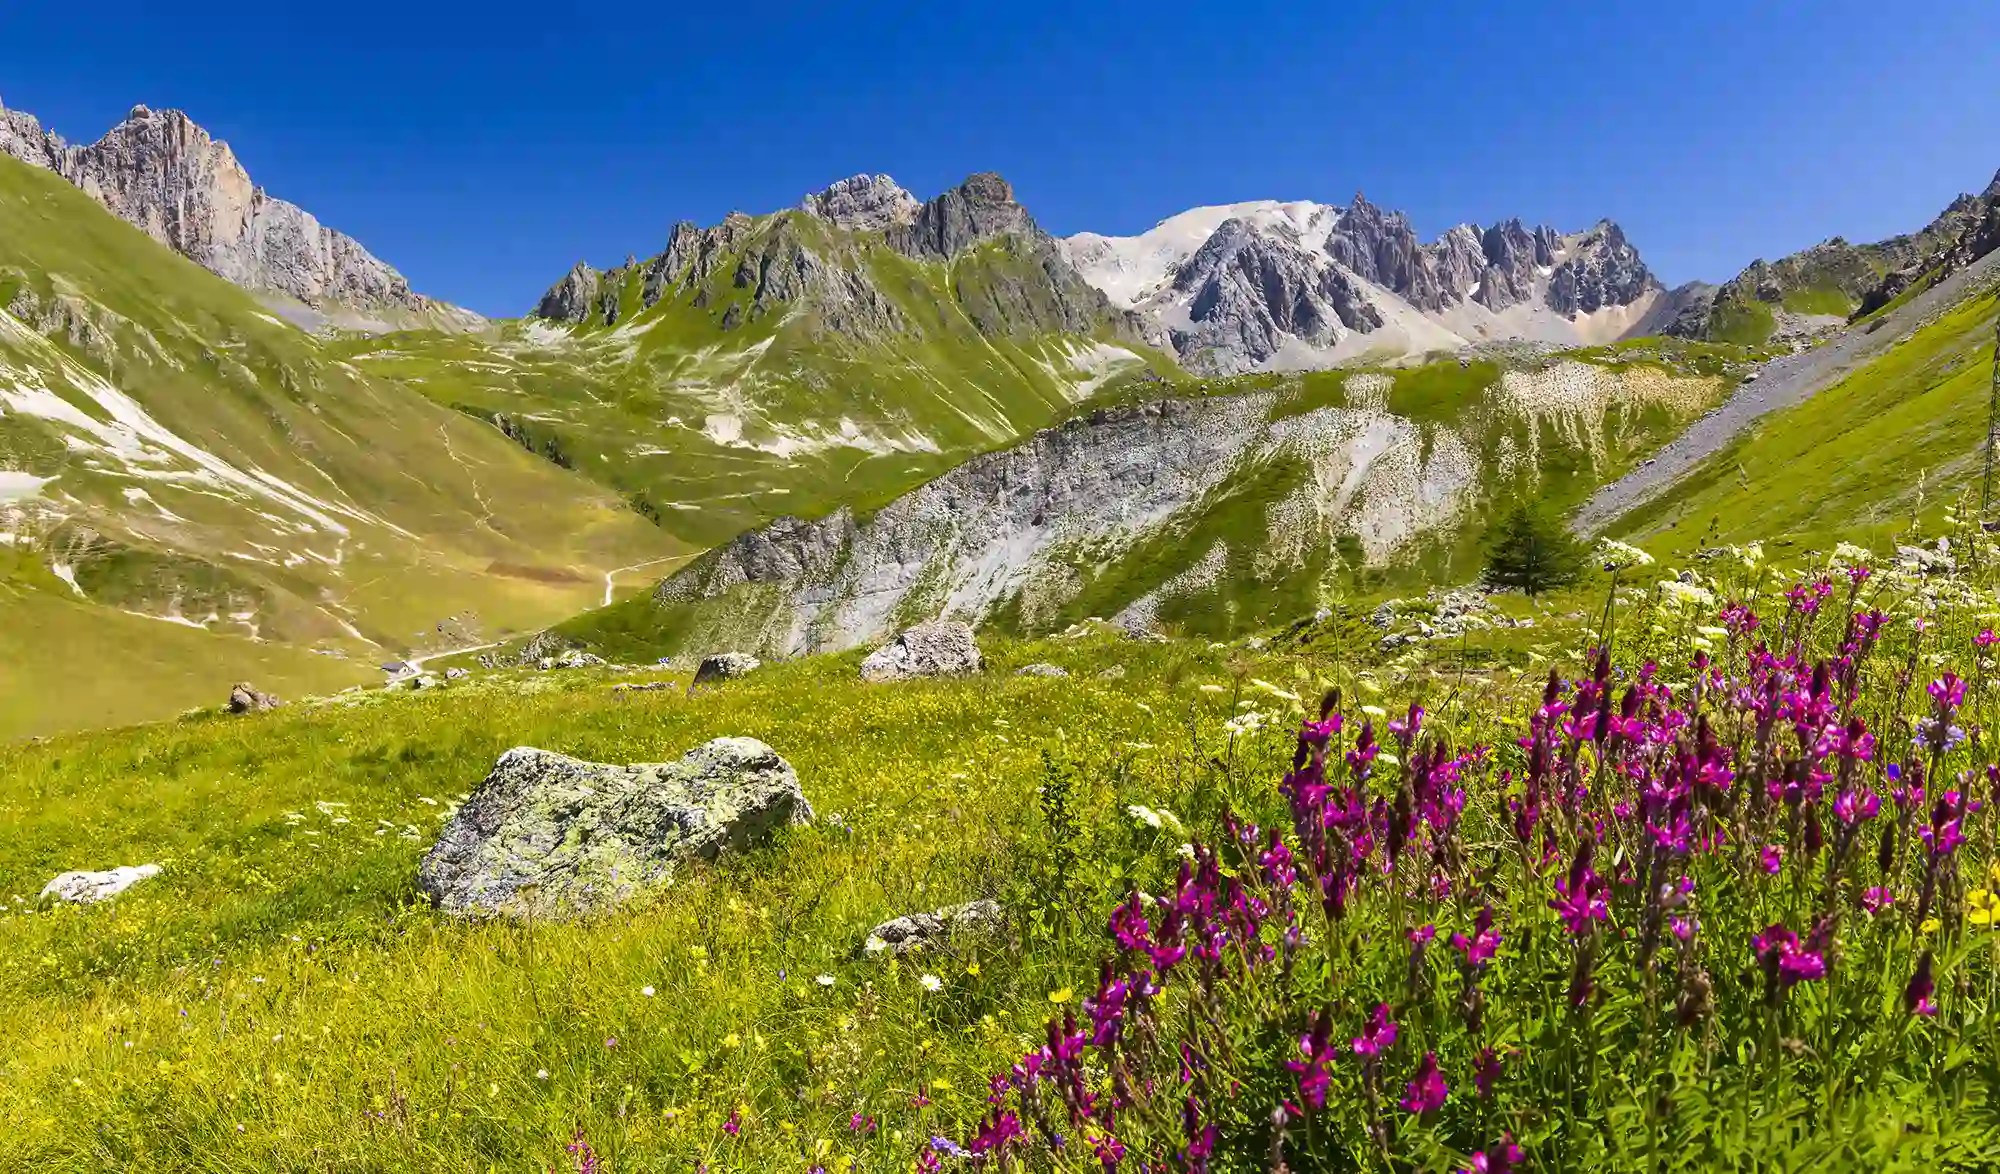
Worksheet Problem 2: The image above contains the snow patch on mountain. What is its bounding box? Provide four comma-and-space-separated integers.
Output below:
1062, 200, 1342, 308
1063, 196, 1663, 373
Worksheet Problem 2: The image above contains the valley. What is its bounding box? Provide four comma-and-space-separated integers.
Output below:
2, 46, 2000, 1172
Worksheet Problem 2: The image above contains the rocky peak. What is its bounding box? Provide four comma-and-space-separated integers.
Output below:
1326, 192, 1447, 308
1471, 218, 1556, 310
536, 262, 602, 323
1546, 220, 1658, 316
0, 98, 478, 330
889, 172, 1035, 260
0, 97, 67, 171
1170, 218, 1383, 374
800, 174, 920, 232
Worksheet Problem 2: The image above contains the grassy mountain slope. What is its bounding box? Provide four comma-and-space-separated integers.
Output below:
1695, 171, 2000, 345
553, 340, 1746, 662
0, 156, 676, 738
342, 213, 1179, 551
1614, 282, 1999, 553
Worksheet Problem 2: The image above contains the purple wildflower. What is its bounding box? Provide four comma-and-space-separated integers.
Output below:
1400, 1051, 1448, 1114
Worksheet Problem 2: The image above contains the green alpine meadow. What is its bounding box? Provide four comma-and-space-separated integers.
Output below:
6, 14, 2000, 1172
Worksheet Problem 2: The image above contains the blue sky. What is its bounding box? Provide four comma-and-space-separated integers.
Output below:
5, 0, 1997, 316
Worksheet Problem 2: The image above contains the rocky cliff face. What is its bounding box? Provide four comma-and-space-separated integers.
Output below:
1063, 197, 1664, 374
0, 99, 479, 332
1546, 221, 1655, 315
1166, 218, 1384, 373
640, 357, 1721, 655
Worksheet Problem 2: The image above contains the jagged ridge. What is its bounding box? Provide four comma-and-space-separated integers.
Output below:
1062, 194, 1665, 374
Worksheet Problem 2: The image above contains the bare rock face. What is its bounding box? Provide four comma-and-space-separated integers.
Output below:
418, 739, 812, 917
535, 262, 602, 323
859, 620, 983, 681
1546, 221, 1655, 316
0, 100, 66, 170
889, 172, 1035, 260
0, 98, 479, 330
801, 174, 920, 232
226, 682, 281, 713
1169, 217, 1385, 374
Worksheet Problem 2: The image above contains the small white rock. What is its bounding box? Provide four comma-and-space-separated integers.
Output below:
40, 864, 162, 905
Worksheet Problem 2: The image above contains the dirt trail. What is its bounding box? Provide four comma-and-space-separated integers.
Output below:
1573, 249, 2000, 535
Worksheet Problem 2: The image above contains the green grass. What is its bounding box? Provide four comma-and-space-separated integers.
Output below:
0, 156, 680, 738
1780, 285, 1856, 317
7, 535, 2000, 1170
1616, 286, 2000, 554
1707, 295, 1778, 345
0, 631, 1298, 1170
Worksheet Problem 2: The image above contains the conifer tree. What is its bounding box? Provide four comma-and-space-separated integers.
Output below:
1482, 504, 1588, 598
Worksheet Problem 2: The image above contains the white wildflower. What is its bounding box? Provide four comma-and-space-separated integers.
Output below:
1222, 711, 1268, 737
919, 974, 943, 993
641, 985, 656, 997
816, 974, 836, 987
1659, 580, 1714, 608
1597, 539, 1655, 570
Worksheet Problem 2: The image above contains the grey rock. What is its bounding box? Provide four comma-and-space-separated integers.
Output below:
535, 262, 602, 323
650, 394, 1313, 656
1545, 221, 1657, 316
40, 863, 161, 905
1014, 663, 1069, 678
690, 652, 761, 691
860, 620, 983, 681
417, 738, 812, 917
444, 667, 470, 680
889, 172, 1034, 260
863, 899, 1005, 957
226, 682, 281, 713
546, 650, 607, 670
800, 174, 920, 232
1095, 665, 1128, 681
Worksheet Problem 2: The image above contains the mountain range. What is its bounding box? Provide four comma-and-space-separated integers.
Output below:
1, 94, 1996, 737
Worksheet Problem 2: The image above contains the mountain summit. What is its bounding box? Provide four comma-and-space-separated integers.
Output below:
1062, 197, 1665, 373
0, 98, 479, 332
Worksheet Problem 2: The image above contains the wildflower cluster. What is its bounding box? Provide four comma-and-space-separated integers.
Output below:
966, 565, 2000, 1170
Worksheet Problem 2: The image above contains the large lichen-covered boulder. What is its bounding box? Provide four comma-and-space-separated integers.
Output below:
859, 620, 983, 682
417, 738, 811, 917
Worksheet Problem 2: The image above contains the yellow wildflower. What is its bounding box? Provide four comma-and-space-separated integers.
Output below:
1969, 886, 2000, 927
1048, 987, 1073, 1004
